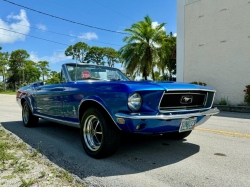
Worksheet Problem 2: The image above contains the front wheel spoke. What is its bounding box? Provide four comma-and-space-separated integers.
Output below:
89, 134, 95, 147
95, 131, 102, 135
94, 121, 99, 132
93, 134, 100, 143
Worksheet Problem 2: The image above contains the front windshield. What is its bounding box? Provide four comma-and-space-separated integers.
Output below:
66, 64, 130, 81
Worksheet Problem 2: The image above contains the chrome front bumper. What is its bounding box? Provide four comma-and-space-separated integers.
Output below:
115, 108, 220, 120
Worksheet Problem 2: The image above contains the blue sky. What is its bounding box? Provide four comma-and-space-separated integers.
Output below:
0, 0, 176, 72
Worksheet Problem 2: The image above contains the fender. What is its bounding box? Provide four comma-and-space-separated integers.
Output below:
20, 94, 35, 113
78, 96, 122, 130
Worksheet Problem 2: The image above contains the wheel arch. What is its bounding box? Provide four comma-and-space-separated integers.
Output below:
78, 99, 121, 130
20, 97, 34, 113
21, 97, 27, 107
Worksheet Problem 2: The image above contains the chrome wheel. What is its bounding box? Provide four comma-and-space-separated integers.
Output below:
83, 115, 103, 151
23, 104, 29, 124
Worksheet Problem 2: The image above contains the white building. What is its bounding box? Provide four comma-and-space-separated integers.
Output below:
177, 0, 250, 105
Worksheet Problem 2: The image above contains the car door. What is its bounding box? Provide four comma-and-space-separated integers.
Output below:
62, 82, 84, 123
33, 82, 64, 118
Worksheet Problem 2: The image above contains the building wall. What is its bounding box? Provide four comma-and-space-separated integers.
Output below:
181, 0, 250, 104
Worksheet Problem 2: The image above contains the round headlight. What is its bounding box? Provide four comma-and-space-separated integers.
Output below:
128, 93, 142, 111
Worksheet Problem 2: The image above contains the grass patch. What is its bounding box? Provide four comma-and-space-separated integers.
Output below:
13, 162, 30, 174
20, 177, 36, 187
39, 171, 46, 178
2, 174, 16, 180
0, 142, 17, 166
0, 91, 16, 95
0, 125, 85, 187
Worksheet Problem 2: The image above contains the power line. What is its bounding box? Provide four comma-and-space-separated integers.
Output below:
91, 0, 135, 21
2, 20, 122, 46
3, 0, 128, 35
32, 0, 126, 26
0, 28, 69, 46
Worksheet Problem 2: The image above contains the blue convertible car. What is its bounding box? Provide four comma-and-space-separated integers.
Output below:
16, 63, 219, 158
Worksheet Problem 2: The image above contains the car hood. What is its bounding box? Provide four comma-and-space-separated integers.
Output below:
114, 81, 215, 92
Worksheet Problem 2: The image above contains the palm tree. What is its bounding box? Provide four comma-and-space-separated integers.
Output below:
157, 33, 176, 80
120, 15, 166, 80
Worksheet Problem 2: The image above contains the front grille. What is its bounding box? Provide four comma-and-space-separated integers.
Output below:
159, 91, 207, 110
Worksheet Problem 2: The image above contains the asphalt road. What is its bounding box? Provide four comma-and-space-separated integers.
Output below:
1, 94, 250, 187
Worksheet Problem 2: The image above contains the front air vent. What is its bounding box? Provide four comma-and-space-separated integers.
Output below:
159, 91, 208, 111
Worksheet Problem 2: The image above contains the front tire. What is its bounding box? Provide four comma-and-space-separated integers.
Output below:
80, 108, 120, 158
22, 101, 39, 127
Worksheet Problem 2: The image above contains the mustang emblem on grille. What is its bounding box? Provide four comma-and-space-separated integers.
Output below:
180, 95, 193, 104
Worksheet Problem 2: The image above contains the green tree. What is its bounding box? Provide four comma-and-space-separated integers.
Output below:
120, 15, 166, 80
37, 61, 50, 81
46, 71, 60, 84
24, 60, 41, 84
8, 50, 29, 88
65, 42, 89, 63
103, 47, 120, 67
0, 47, 9, 91
157, 32, 176, 80
84, 46, 105, 65
153, 71, 161, 81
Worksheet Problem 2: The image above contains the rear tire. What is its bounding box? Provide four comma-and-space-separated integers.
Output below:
22, 101, 39, 127
164, 130, 192, 140
80, 108, 120, 158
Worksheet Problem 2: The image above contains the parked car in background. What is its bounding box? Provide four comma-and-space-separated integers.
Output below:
16, 63, 219, 158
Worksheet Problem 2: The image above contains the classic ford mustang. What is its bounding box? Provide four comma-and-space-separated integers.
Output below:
16, 63, 219, 158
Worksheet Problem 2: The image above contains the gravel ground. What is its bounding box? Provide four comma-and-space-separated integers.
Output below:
0, 124, 85, 187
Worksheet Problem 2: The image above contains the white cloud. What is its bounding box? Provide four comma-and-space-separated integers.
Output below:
152, 21, 166, 31
36, 24, 47, 31
78, 32, 98, 40
173, 33, 177, 37
0, 9, 30, 43
30, 51, 71, 64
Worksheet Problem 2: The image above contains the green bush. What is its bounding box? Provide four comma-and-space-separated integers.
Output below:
244, 85, 250, 104
190, 81, 207, 86
218, 97, 229, 105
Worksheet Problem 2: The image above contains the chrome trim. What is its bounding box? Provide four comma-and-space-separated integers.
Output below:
211, 92, 216, 108
204, 92, 208, 106
63, 63, 130, 82
34, 114, 80, 128
160, 105, 205, 109
159, 107, 213, 113
164, 92, 207, 95
115, 108, 220, 120
83, 115, 102, 151
158, 90, 215, 112
78, 99, 122, 130
166, 89, 216, 92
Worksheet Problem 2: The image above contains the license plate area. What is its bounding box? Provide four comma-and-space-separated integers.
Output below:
179, 117, 197, 132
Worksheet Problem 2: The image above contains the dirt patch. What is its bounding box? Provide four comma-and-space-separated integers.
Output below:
0, 125, 85, 187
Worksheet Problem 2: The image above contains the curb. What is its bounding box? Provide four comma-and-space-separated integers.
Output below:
213, 105, 250, 113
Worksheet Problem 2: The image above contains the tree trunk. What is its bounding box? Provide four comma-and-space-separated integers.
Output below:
151, 69, 155, 81
3, 75, 6, 91
161, 69, 165, 80
43, 74, 44, 82
143, 68, 147, 80
169, 69, 172, 81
